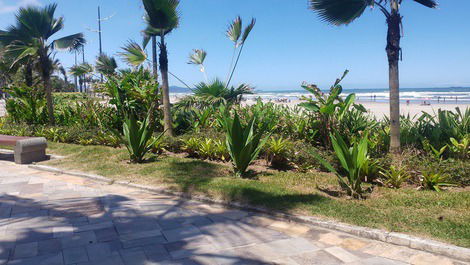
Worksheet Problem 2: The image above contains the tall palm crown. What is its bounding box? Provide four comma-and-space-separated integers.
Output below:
309, 0, 437, 153
0, 3, 85, 124
142, 0, 180, 37
309, 0, 437, 25
0, 4, 85, 70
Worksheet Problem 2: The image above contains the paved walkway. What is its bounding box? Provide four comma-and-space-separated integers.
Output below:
0, 161, 465, 265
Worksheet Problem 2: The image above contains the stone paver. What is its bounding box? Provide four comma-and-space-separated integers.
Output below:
0, 161, 466, 265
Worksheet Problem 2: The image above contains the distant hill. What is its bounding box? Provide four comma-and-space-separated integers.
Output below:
170, 86, 192, 93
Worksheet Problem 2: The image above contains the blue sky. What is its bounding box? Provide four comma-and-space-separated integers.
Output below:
1, 0, 469, 90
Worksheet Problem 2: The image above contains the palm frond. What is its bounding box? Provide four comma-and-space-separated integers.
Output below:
69, 63, 93, 76
96, 53, 118, 76
187, 49, 207, 65
309, 0, 372, 25
118, 41, 148, 67
413, 0, 438, 8
241, 18, 256, 44
142, 0, 180, 35
52, 33, 85, 51
226, 16, 242, 44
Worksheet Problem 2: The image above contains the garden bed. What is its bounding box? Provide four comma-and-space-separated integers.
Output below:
40, 142, 470, 248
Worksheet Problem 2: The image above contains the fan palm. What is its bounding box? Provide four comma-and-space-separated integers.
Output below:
192, 78, 253, 106
188, 49, 208, 82
69, 63, 93, 93
96, 53, 118, 76
0, 4, 85, 124
225, 17, 256, 88
142, 0, 180, 137
118, 41, 148, 68
309, 0, 438, 153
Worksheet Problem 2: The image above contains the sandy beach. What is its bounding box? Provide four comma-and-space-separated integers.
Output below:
358, 101, 469, 118
236, 97, 469, 119
1, 98, 468, 119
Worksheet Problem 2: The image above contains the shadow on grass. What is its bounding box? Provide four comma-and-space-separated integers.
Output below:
165, 159, 332, 212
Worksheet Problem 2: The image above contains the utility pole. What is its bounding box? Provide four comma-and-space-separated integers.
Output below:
98, 6, 103, 82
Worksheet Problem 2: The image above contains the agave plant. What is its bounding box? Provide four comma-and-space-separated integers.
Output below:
219, 112, 270, 178
312, 132, 369, 198
121, 114, 162, 163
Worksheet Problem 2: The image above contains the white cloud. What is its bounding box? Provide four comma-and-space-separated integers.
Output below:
0, 0, 41, 14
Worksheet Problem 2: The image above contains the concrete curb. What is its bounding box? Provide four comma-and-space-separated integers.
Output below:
29, 164, 470, 262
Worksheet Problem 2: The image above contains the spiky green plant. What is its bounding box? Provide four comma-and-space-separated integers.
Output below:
379, 165, 410, 189
121, 114, 162, 163
421, 172, 455, 192
219, 112, 270, 177
190, 79, 253, 107
312, 133, 369, 198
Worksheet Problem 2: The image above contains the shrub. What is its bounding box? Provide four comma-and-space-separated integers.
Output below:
379, 165, 410, 189
312, 133, 370, 198
219, 112, 270, 177
5, 86, 47, 124
448, 137, 469, 159
264, 136, 291, 169
120, 114, 161, 163
420, 172, 455, 192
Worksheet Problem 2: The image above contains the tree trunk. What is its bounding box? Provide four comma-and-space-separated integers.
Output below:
159, 35, 174, 137
148, 35, 159, 131
152, 36, 158, 79
386, 1, 401, 153
25, 63, 33, 87
44, 74, 55, 125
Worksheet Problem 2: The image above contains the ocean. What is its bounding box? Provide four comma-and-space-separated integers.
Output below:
171, 87, 470, 104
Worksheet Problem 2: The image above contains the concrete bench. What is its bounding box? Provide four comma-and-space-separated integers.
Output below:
0, 135, 47, 164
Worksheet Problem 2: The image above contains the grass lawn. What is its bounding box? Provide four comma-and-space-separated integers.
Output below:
40, 142, 470, 248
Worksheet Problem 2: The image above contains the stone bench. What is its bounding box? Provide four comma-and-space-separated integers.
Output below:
0, 135, 48, 164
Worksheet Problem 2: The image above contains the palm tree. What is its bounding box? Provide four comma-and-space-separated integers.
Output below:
142, 0, 180, 137
309, 0, 437, 153
70, 63, 93, 93
0, 4, 85, 124
225, 17, 256, 89
96, 53, 118, 77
